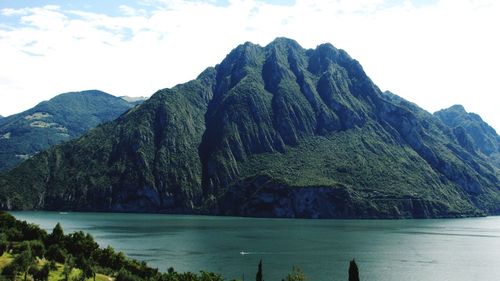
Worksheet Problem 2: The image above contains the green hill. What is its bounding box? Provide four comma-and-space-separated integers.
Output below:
0, 38, 498, 218
0, 90, 137, 171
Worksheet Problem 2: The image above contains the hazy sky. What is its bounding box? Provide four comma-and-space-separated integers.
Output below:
0, 0, 498, 131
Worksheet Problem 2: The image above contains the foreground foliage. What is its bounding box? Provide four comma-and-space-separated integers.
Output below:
0, 212, 223, 281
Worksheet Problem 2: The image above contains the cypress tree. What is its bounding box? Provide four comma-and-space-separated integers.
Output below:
348, 259, 359, 281
256, 259, 263, 281
48, 222, 64, 246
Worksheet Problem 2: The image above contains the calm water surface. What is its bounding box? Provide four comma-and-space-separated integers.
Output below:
10, 212, 500, 281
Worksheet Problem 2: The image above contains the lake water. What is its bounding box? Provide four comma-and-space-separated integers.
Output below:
9, 212, 500, 281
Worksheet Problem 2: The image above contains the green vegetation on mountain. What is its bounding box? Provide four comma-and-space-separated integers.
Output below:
0, 38, 498, 218
0, 90, 137, 171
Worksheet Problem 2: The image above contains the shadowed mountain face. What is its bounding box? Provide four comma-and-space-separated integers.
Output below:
0, 90, 137, 171
0, 38, 498, 218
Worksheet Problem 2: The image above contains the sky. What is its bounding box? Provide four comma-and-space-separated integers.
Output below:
0, 0, 498, 131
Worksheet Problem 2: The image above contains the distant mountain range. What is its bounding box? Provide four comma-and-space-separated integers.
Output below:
0, 90, 139, 171
0, 38, 498, 218
120, 96, 148, 105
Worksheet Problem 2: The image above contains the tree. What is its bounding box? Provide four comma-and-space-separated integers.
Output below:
111, 251, 127, 270
285, 266, 306, 281
46, 244, 66, 263
116, 269, 141, 281
65, 231, 98, 260
63, 255, 75, 281
29, 240, 45, 258
47, 222, 64, 246
93, 245, 115, 268
256, 259, 263, 281
12, 246, 35, 281
13, 240, 44, 258
199, 271, 224, 281
19, 222, 47, 241
5, 227, 22, 242
0, 233, 7, 255
81, 257, 96, 281
348, 259, 359, 281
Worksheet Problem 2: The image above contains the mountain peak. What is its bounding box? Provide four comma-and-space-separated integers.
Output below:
1, 38, 498, 218
60, 89, 110, 97
435, 104, 499, 158
45, 90, 118, 104
448, 104, 466, 113
266, 37, 302, 49
434, 104, 473, 124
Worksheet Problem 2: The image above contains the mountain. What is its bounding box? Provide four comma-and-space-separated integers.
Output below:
0, 90, 137, 171
0, 38, 498, 218
434, 105, 500, 169
120, 96, 148, 105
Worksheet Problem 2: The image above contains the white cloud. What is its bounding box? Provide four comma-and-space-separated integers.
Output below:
1, 7, 29, 16
0, 0, 498, 131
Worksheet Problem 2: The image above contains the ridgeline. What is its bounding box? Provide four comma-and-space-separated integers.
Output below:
0, 38, 498, 218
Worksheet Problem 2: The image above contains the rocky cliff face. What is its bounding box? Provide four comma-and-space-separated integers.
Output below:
0, 38, 498, 218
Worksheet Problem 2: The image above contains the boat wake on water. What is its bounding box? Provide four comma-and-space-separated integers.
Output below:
239, 251, 286, 256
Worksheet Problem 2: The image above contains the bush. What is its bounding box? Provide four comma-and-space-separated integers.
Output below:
284, 266, 306, 281
29, 263, 50, 281
199, 271, 224, 281
116, 269, 142, 281
48, 260, 58, 270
